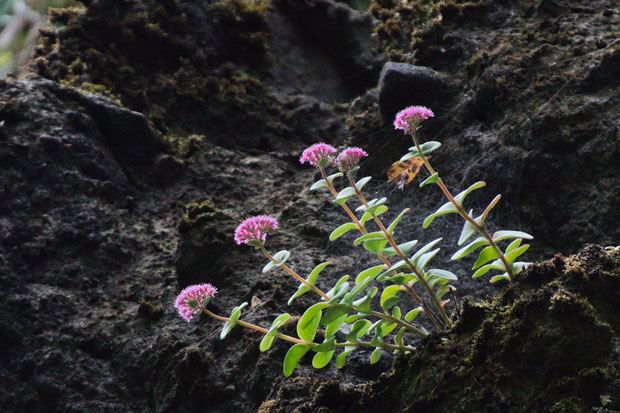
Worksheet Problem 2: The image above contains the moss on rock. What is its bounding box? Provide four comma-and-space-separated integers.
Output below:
259, 246, 620, 412
34, 0, 280, 148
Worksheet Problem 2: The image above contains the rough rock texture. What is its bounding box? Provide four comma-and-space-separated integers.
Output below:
377, 62, 458, 122
1, 0, 619, 412
259, 245, 620, 412
349, 0, 620, 257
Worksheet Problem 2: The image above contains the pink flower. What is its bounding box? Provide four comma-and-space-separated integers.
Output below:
335, 147, 368, 172
234, 215, 279, 245
175, 283, 218, 322
393, 106, 434, 130
299, 143, 337, 167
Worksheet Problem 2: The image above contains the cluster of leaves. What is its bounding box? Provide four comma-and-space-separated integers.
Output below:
400, 140, 533, 283
214, 130, 532, 376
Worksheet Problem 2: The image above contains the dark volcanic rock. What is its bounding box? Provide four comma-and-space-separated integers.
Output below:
175, 200, 236, 288
1, 0, 619, 412
377, 62, 458, 123
260, 246, 620, 412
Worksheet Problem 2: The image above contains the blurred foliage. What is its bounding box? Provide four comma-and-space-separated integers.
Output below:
0, 0, 76, 76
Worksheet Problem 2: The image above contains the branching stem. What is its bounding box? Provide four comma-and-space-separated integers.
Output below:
346, 172, 453, 329
409, 129, 514, 278
202, 308, 417, 352
260, 245, 426, 337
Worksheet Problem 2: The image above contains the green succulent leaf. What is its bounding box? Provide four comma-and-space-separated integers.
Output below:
387, 208, 411, 235
354, 231, 385, 246
380, 322, 397, 337
405, 307, 423, 322
283, 344, 312, 376
220, 302, 248, 340
420, 172, 439, 187
288, 262, 332, 305
361, 205, 388, 224
451, 237, 489, 260
312, 337, 336, 353
411, 238, 443, 263
356, 176, 372, 191
312, 349, 335, 368
259, 333, 277, 352
261, 315, 290, 353
472, 261, 505, 279
380, 285, 402, 310
326, 275, 350, 300
355, 265, 386, 285
505, 238, 523, 253
356, 197, 388, 214
505, 244, 530, 266
364, 239, 389, 255
458, 210, 479, 245
385, 273, 418, 285
454, 181, 486, 205
335, 187, 356, 204
402, 141, 442, 161
394, 327, 406, 347
352, 287, 377, 314
325, 314, 348, 338
310, 172, 343, 191
370, 348, 382, 364
436, 284, 452, 300
427, 268, 458, 281
383, 240, 418, 256
336, 346, 356, 369
322, 304, 353, 326
424, 202, 458, 229
416, 248, 440, 271
473, 246, 501, 270
479, 194, 502, 224
298, 303, 329, 342
330, 222, 359, 241
263, 250, 291, 273
288, 286, 310, 305
391, 306, 401, 319
490, 273, 511, 283
492, 230, 534, 242
347, 319, 372, 342
376, 260, 408, 281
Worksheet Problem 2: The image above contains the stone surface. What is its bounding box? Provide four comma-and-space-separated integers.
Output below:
377, 62, 458, 123
0, 0, 619, 411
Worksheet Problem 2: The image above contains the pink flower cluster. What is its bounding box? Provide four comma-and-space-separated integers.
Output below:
234, 215, 279, 245
335, 147, 368, 172
299, 143, 337, 167
393, 106, 434, 130
175, 283, 218, 322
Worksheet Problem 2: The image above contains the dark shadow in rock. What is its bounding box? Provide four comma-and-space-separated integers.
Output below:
175, 200, 237, 288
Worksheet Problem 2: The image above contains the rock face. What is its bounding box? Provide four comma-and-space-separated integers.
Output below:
0, 0, 619, 412
377, 62, 458, 123
259, 246, 620, 412
349, 0, 620, 256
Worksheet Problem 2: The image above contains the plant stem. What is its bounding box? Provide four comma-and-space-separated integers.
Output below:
409, 130, 514, 278
202, 308, 417, 352
370, 310, 428, 337
260, 245, 331, 301
202, 308, 306, 344
319, 167, 434, 323
319, 167, 392, 269
261, 245, 426, 336
346, 172, 452, 329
